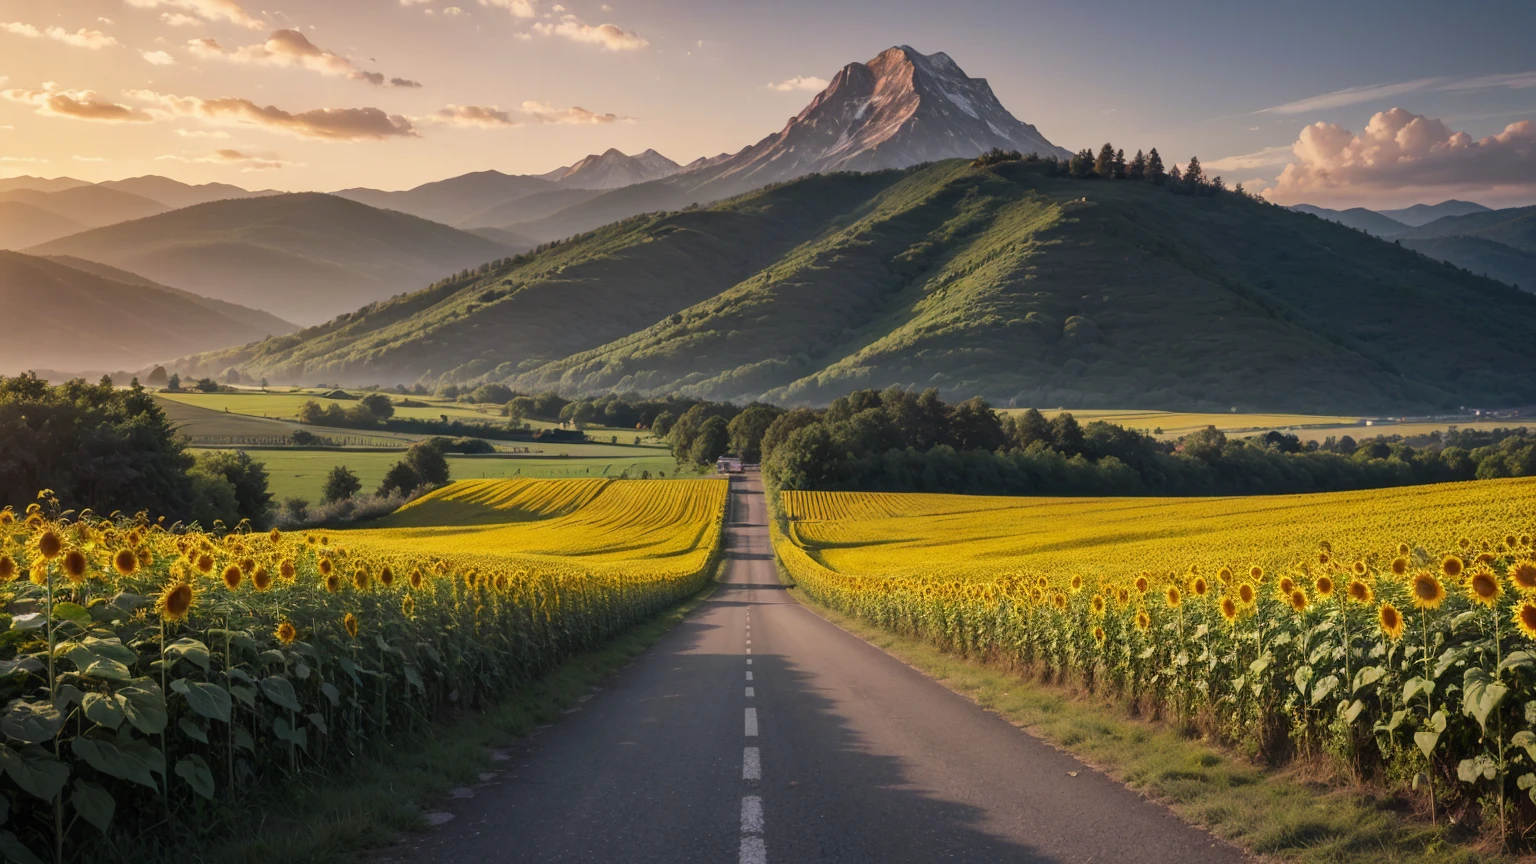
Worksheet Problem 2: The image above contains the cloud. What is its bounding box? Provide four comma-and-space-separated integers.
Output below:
442, 6, 466, 15
1202, 145, 1295, 174
0, 156, 48, 163
125, 0, 264, 30
128, 90, 417, 140
1260, 70, 1536, 115
520, 100, 621, 123
2, 22, 122, 49
479, 0, 536, 17
532, 16, 646, 50
2, 83, 154, 122
159, 147, 294, 170
767, 75, 827, 92
97, 17, 115, 24
142, 49, 176, 65
432, 101, 624, 128
73, 155, 107, 162
1261, 107, 1536, 204
432, 104, 513, 127
160, 12, 200, 26
189, 30, 418, 87
175, 128, 230, 138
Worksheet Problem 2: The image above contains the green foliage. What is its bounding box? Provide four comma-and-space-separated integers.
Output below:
726, 404, 784, 463
189, 450, 274, 529
0, 373, 193, 517
689, 416, 730, 466
321, 465, 362, 504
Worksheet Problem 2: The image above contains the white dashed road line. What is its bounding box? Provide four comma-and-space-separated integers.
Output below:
745, 707, 758, 736
746, 687, 755, 698
740, 796, 764, 833
740, 836, 767, 864
746, 671, 753, 681
743, 747, 761, 780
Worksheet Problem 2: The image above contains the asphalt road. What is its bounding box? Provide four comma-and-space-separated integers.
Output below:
389, 473, 1243, 863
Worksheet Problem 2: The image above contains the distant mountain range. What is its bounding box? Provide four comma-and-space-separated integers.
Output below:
170, 159, 1536, 414
27, 194, 515, 324
1289, 200, 1534, 291
0, 251, 294, 374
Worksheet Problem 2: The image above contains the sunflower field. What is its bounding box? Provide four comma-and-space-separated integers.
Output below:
0, 477, 727, 863
775, 477, 1536, 842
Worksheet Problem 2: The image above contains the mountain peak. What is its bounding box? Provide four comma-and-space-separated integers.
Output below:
546, 148, 682, 190
697, 46, 1070, 190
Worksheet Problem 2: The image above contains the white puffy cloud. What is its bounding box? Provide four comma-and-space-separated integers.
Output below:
187, 30, 419, 87
767, 75, 827, 93
160, 12, 200, 26
442, 6, 466, 15
2, 83, 154, 122
2, 22, 121, 49
431, 101, 624, 128
127, 89, 417, 140
432, 104, 514, 127
142, 49, 176, 65
532, 16, 645, 51
1261, 107, 1536, 204
479, 0, 535, 18
73, 156, 107, 162
125, 0, 264, 30
175, 128, 230, 138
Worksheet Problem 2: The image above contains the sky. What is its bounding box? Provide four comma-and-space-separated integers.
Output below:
1, 0, 1533, 208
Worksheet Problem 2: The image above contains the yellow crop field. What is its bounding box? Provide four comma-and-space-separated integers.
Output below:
0, 477, 726, 861
776, 478, 1536, 838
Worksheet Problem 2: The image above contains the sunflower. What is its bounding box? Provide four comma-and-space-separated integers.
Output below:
1217, 566, 1233, 585
1092, 625, 1106, 645
1346, 579, 1373, 605
1466, 567, 1501, 607
352, 567, 370, 591
1458, 537, 1471, 550
1134, 575, 1150, 594
342, 612, 358, 639
318, 557, 333, 576
1278, 576, 1296, 596
1410, 572, 1446, 610
252, 566, 272, 591
401, 594, 416, 617
1134, 609, 1151, 631
196, 554, 214, 575
1397, 542, 1411, 557
1516, 602, 1536, 640
1052, 592, 1068, 610
62, 549, 88, 584
1190, 576, 1209, 597
158, 582, 194, 622
0, 509, 12, 525
1314, 574, 1335, 599
409, 568, 424, 590
1378, 602, 1405, 640
1115, 586, 1130, 607
136, 548, 153, 569
36, 530, 62, 560
112, 548, 138, 576
1220, 596, 1238, 624
1352, 560, 1367, 576
269, 528, 281, 544
222, 565, 242, 591
1390, 556, 1409, 577
1250, 565, 1264, 582
1318, 551, 1331, 566
1289, 589, 1308, 613
275, 620, 297, 644
1510, 559, 1536, 592
380, 566, 394, 587
1237, 582, 1256, 606
1442, 555, 1464, 580
0, 555, 16, 583
1165, 585, 1182, 609
325, 572, 342, 594
279, 559, 296, 581
1091, 595, 1106, 616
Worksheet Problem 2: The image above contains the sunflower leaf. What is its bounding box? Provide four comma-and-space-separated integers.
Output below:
170, 678, 231, 723
164, 638, 210, 671
260, 676, 302, 713
1463, 667, 1509, 734
177, 717, 207, 744
71, 738, 157, 791
69, 780, 114, 834
0, 830, 44, 864
1351, 666, 1385, 693
81, 693, 126, 730
0, 744, 69, 801
175, 755, 215, 800
2, 699, 64, 744
116, 678, 167, 735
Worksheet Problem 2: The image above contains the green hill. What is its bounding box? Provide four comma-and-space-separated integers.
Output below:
0, 252, 297, 373
171, 160, 1536, 413
27, 193, 514, 324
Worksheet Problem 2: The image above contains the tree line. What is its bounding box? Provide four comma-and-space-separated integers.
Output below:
974, 143, 1257, 198
760, 387, 1536, 496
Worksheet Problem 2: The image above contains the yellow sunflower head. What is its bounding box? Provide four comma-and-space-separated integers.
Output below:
196, 553, 214, 575
1318, 551, 1331, 567
1091, 594, 1106, 616
1237, 582, 1256, 606
279, 559, 296, 581
1352, 560, 1367, 576
159, 581, 194, 622
1314, 574, 1335, 599
1411, 572, 1446, 610
1052, 591, 1067, 611
1346, 579, 1373, 605
325, 572, 342, 594
1191, 576, 1209, 597
1466, 567, 1501, 607
352, 567, 370, 591
1250, 565, 1264, 582
222, 564, 242, 591
1115, 586, 1130, 607
1134, 575, 1149, 594
1390, 556, 1410, 577
275, 620, 297, 644
1135, 609, 1151, 631
1092, 625, 1106, 645
318, 557, 333, 576
1278, 576, 1296, 596
62, 549, 88, 584
1516, 601, 1536, 640
0, 555, 15, 583
1220, 596, 1238, 624
36, 530, 63, 560
1458, 537, 1471, 551
1510, 559, 1536, 592
1217, 566, 1233, 585
252, 566, 272, 591
380, 565, 395, 587
342, 612, 359, 639
409, 568, 424, 590
1165, 585, 1182, 609
269, 528, 281, 544
401, 594, 416, 617
1378, 602, 1405, 640
113, 548, 138, 576
1289, 589, 1308, 612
